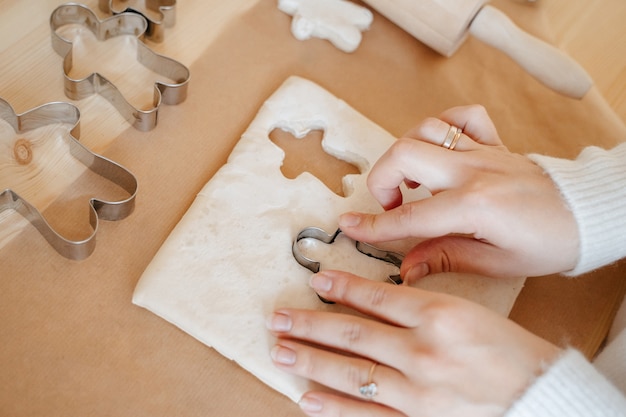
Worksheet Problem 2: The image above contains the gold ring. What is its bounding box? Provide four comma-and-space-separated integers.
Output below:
359, 362, 378, 399
448, 127, 462, 150
442, 125, 462, 150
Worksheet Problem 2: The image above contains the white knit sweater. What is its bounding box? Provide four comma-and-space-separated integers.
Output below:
504, 144, 626, 416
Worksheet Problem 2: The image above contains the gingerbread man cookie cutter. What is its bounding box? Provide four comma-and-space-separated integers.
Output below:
98, 0, 176, 43
293, 227, 403, 303
0, 98, 137, 260
50, 3, 190, 131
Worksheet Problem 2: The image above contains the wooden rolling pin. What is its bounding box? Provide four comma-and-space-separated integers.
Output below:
361, 0, 592, 98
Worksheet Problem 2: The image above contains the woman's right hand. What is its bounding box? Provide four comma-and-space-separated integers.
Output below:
339, 105, 580, 282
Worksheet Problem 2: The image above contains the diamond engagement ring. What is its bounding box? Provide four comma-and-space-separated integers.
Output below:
359, 362, 379, 400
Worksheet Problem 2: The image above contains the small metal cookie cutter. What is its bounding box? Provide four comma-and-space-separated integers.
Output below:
99, 0, 176, 43
293, 227, 404, 303
50, 3, 190, 131
0, 98, 137, 260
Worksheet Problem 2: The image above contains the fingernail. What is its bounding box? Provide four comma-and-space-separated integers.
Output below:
309, 272, 333, 292
299, 395, 323, 413
339, 212, 361, 228
270, 344, 297, 365
404, 263, 429, 285
266, 312, 292, 332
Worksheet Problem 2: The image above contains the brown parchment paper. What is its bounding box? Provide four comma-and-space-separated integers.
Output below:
1, 1, 626, 416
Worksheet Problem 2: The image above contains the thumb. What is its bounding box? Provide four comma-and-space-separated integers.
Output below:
400, 236, 521, 284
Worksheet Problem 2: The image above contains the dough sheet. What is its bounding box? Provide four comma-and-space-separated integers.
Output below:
133, 76, 525, 402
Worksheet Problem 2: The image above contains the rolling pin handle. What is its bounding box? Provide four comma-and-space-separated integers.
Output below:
469, 5, 593, 99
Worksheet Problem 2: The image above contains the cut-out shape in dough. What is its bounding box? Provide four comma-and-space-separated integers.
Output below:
269, 127, 360, 197
133, 76, 525, 403
278, 0, 373, 53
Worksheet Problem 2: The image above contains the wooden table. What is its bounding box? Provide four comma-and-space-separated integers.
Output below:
1, 1, 625, 416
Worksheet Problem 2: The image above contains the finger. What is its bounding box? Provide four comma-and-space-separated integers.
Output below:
267, 308, 413, 369
340, 191, 476, 243
401, 234, 564, 281
365, 138, 466, 209
438, 105, 503, 146
270, 339, 409, 406
402, 116, 481, 152
399, 235, 523, 282
307, 270, 435, 328
298, 391, 404, 417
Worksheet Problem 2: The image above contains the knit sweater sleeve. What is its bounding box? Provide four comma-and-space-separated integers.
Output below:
527, 143, 626, 276
504, 349, 626, 417
507, 144, 626, 417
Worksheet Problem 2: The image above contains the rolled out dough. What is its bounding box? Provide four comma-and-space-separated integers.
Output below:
133, 76, 525, 402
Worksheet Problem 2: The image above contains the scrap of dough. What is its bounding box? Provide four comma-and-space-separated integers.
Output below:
278, 0, 373, 53
133, 76, 525, 402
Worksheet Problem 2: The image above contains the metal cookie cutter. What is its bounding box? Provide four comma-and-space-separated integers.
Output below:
99, 0, 176, 43
293, 227, 404, 303
0, 98, 137, 260
50, 3, 190, 131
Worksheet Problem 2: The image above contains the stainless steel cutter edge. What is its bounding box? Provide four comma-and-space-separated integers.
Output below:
98, 0, 176, 42
0, 97, 138, 260
293, 227, 404, 303
50, 3, 190, 132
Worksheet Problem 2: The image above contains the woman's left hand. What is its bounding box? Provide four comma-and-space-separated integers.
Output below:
267, 270, 560, 417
